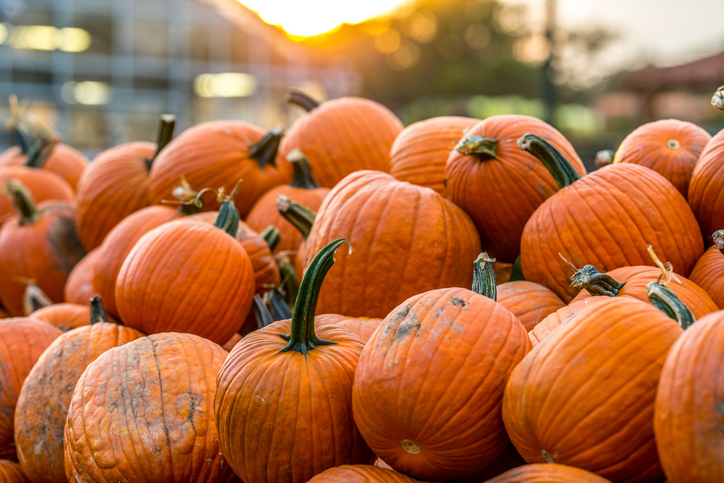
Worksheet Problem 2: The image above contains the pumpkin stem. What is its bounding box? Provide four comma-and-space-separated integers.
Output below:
647, 245, 681, 288
595, 149, 614, 168
252, 295, 274, 329
712, 85, 724, 111
712, 230, 724, 255
248, 126, 284, 170
148, 114, 176, 168
277, 253, 300, 307
268, 288, 293, 321
288, 149, 320, 189
509, 256, 525, 282
277, 195, 315, 239
213, 180, 242, 237
279, 238, 350, 354
22, 280, 52, 316
646, 282, 696, 329
561, 254, 624, 296
472, 252, 497, 300
454, 133, 498, 161
89, 294, 110, 325
25, 133, 60, 169
5, 178, 40, 225
261, 225, 281, 252
164, 176, 205, 215
286, 89, 321, 112
517, 133, 581, 189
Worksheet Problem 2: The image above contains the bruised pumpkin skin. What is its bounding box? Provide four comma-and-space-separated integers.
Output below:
484, 463, 612, 483
307, 465, 425, 483
496, 281, 565, 331
0, 459, 29, 482
64, 333, 237, 483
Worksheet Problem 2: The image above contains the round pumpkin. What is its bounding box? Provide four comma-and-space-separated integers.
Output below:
496, 281, 565, 331
484, 463, 612, 483
0, 143, 88, 191
688, 128, 724, 241
528, 297, 608, 346
389, 116, 478, 195
613, 119, 711, 198
305, 170, 481, 318
280, 92, 403, 188
655, 310, 724, 482
29, 303, 96, 332
307, 465, 424, 483
445, 115, 586, 263
0, 318, 62, 460
0, 460, 29, 482
64, 332, 236, 483
0, 167, 74, 227
63, 248, 100, 305
688, 230, 724, 309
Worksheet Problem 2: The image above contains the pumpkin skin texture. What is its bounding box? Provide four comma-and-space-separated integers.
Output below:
688, 128, 724, 241
352, 288, 530, 481
64, 332, 236, 483
502, 297, 682, 483
445, 115, 585, 263
305, 171, 481, 318
613, 119, 711, 198
64, 248, 100, 305
570, 265, 717, 318
307, 465, 424, 483
0, 318, 62, 460
115, 218, 255, 345
29, 303, 96, 332
0, 144, 88, 191
688, 244, 724, 309
315, 314, 383, 344
280, 97, 403, 188
484, 463, 612, 483
148, 121, 291, 218
521, 163, 704, 302
528, 297, 608, 346
0, 167, 74, 227
0, 460, 29, 482
654, 310, 724, 482
496, 281, 565, 331
389, 116, 478, 196
14, 322, 144, 483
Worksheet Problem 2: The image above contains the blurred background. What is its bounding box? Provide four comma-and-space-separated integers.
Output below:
0, 0, 723, 167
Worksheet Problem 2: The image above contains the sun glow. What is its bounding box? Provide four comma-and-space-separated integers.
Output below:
236, 0, 413, 38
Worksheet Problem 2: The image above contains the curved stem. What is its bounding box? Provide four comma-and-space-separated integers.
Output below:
646, 282, 696, 329
286, 89, 320, 111
248, 126, 284, 170
22, 281, 52, 316
279, 238, 349, 354
171, 176, 204, 215
565, 260, 625, 297
252, 294, 274, 329
261, 225, 280, 252
89, 294, 110, 325
472, 252, 497, 301
148, 114, 176, 168
214, 180, 242, 237
287, 149, 320, 189
509, 255, 525, 282
712, 85, 724, 111
277, 195, 315, 239
268, 288, 293, 321
277, 255, 300, 307
454, 134, 497, 161
6, 179, 40, 225
517, 133, 581, 189
713, 230, 724, 255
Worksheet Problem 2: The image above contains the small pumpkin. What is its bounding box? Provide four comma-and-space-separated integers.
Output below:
63, 248, 100, 305
496, 281, 565, 331
484, 463, 612, 483
307, 465, 425, 483
0, 459, 29, 482
688, 230, 724, 309
28, 304, 91, 332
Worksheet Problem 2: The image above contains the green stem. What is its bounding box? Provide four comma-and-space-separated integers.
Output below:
276, 195, 315, 239
472, 252, 497, 300
517, 133, 581, 189
148, 114, 176, 168
22, 281, 52, 316
287, 149, 320, 189
713, 230, 724, 255
25, 135, 59, 169
269, 288, 293, 321
89, 294, 110, 325
509, 256, 525, 282
565, 261, 625, 297
286, 89, 320, 111
252, 295, 274, 329
278, 256, 300, 307
261, 225, 281, 252
279, 238, 349, 354
214, 181, 242, 237
454, 135, 498, 161
6, 179, 40, 225
248, 126, 284, 170
646, 282, 696, 329
11, 123, 34, 155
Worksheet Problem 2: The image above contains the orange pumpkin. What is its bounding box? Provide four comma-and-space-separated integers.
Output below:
0, 460, 29, 482
0, 166, 74, 227
307, 465, 424, 483
315, 314, 383, 344
613, 119, 711, 198
0, 144, 88, 191
688, 127, 724, 241
389, 116, 478, 195
496, 281, 565, 331
28, 303, 92, 332
688, 230, 724, 308
63, 248, 100, 305
484, 464, 612, 483
528, 297, 608, 346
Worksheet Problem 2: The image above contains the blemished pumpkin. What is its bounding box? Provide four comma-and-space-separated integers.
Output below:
0, 459, 29, 482
496, 281, 565, 331
519, 133, 703, 301
0, 318, 62, 460
0, 181, 86, 316
215, 239, 373, 483
502, 297, 683, 482
75, 115, 176, 250
305, 170, 481, 318
688, 230, 724, 309
307, 465, 425, 483
388, 116, 478, 196
655, 310, 724, 482
444, 115, 586, 263
0, 166, 74, 227
14, 297, 144, 483
688, 127, 724, 241
63, 248, 100, 305
280, 91, 403, 188
613, 119, 711, 198
484, 464, 612, 483
64, 332, 236, 483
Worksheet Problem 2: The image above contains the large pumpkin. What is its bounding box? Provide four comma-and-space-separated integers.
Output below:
0, 318, 62, 460
305, 171, 481, 318
63, 248, 100, 305
496, 281, 565, 331
0, 460, 29, 482
484, 464, 612, 483
688, 128, 724, 241
215, 239, 373, 483
280, 91, 403, 188
688, 230, 724, 309
0, 167, 74, 227
14, 297, 144, 483
519, 134, 703, 301
389, 116, 478, 195
613, 119, 711, 198
64, 332, 236, 483
445, 115, 585, 262
307, 465, 424, 483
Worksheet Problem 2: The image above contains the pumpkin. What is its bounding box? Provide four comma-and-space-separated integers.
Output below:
0, 460, 29, 482
307, 465, 425, 483
496, 281, 565, 331
688, 128, 724, 241
64, 332, 236, 483
0, 318, 62, 460
0, 181, 85, 315
519, 133, 704, 302
389, 116, 478, 195
654, 310, 724, 482
29, 304, 93, 332
528, 297, 608, 346
305, 170, 481, 318
613, 119, 711, 198
0, 167, 74, 227
688, 230, 724, 308
444, 115, 586, 263
314, 314, 383, 344
484, 463, 612, 483
352, 255, 530, 481
246, 149, 330, 254
280, 91, 403, 188
115, 190, 255, 344
148, 121, 291, 218
14, 296, 144, 483
502, 296, 684, 482
222, 333, 242, 352
63, 248, 100, 305
215, 239, 373, 483
75, 115, 176, 250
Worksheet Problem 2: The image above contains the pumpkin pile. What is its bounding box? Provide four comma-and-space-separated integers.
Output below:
0, 89, 721, 483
